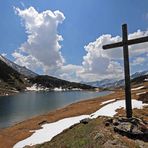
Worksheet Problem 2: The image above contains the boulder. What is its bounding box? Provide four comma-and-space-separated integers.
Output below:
80, 118, 90, 124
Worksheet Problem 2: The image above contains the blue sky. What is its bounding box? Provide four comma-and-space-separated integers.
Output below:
0, 0, 148, 81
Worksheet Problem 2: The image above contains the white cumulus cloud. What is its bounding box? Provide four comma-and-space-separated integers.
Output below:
12, 6, 148, 82
78, 30, 148, 81
12, 7, 65, 74
58, 64, 82, 82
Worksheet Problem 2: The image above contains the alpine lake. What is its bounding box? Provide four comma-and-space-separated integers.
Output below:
0, 90, 112, 128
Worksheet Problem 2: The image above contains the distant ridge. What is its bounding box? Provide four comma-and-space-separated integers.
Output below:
83, 70, 148, 88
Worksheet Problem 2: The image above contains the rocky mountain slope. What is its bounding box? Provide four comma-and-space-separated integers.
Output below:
0, 59, 27, 91
0, 55, 38, 78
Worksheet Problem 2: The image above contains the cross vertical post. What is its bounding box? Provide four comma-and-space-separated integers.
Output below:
122, 24, 132, 118
103, 24, 148, 119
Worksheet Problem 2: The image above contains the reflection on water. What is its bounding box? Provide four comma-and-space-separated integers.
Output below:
0, 91, 111, 128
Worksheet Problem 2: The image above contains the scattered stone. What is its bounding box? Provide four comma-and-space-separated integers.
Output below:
80, 118, 90, 124
90, 114, 94, 117
104, 118, 113, 126
113, 134, 120, 139
118, 116, 130, 122
138, 92, 148, 103
69, 124, 76, 129
103, 139, 127, 148
94, 132, 104, 140
113, 119, 120, 126
106, 118, 113, 123
140, 124, 147, 132
135, 140, 148, 148
105, 122, 110, 126
38, 120, 48, 125
113, 121, 119, 126
111, 139, 119, 145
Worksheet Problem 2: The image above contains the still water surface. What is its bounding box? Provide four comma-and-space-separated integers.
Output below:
0, 91, 111, 128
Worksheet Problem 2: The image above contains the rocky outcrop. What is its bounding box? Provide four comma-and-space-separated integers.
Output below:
138, 92, 148, 103
105, 117, 148, 142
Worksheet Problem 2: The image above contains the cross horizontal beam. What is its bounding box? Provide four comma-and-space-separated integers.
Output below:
103, 36, 148, 50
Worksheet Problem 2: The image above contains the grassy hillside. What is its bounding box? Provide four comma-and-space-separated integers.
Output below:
36, 98, 148, 148
36, 107, 148, 148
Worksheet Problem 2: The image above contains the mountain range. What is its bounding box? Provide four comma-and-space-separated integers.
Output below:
0, 54, 147, 95
83, 70, 148, 88
0, 55, 95, 95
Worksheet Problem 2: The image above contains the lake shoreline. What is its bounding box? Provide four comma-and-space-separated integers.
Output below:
0, 88, 101, 97
0, 89, 19, 97
0, 90, 113, 129
0, 90, 126, 148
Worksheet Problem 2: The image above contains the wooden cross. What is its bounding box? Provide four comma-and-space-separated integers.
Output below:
103, 24, 148, 118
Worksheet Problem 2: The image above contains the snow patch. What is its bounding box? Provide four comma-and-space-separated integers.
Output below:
13, 99, 147, 148
101, 99, 116, 105
26, 84, 49, 91
71, 88, 82, 91
54, 87, 82, 91
136, 92, 146, 96
54, 87, 64, 91
90, 100, 147, 118
26, 85, 82, 92
131, 86, 144, 91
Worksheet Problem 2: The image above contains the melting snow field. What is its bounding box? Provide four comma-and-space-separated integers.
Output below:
14, 115, 89, 148
90, 100, 147, 119
14, 99, 147, 148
